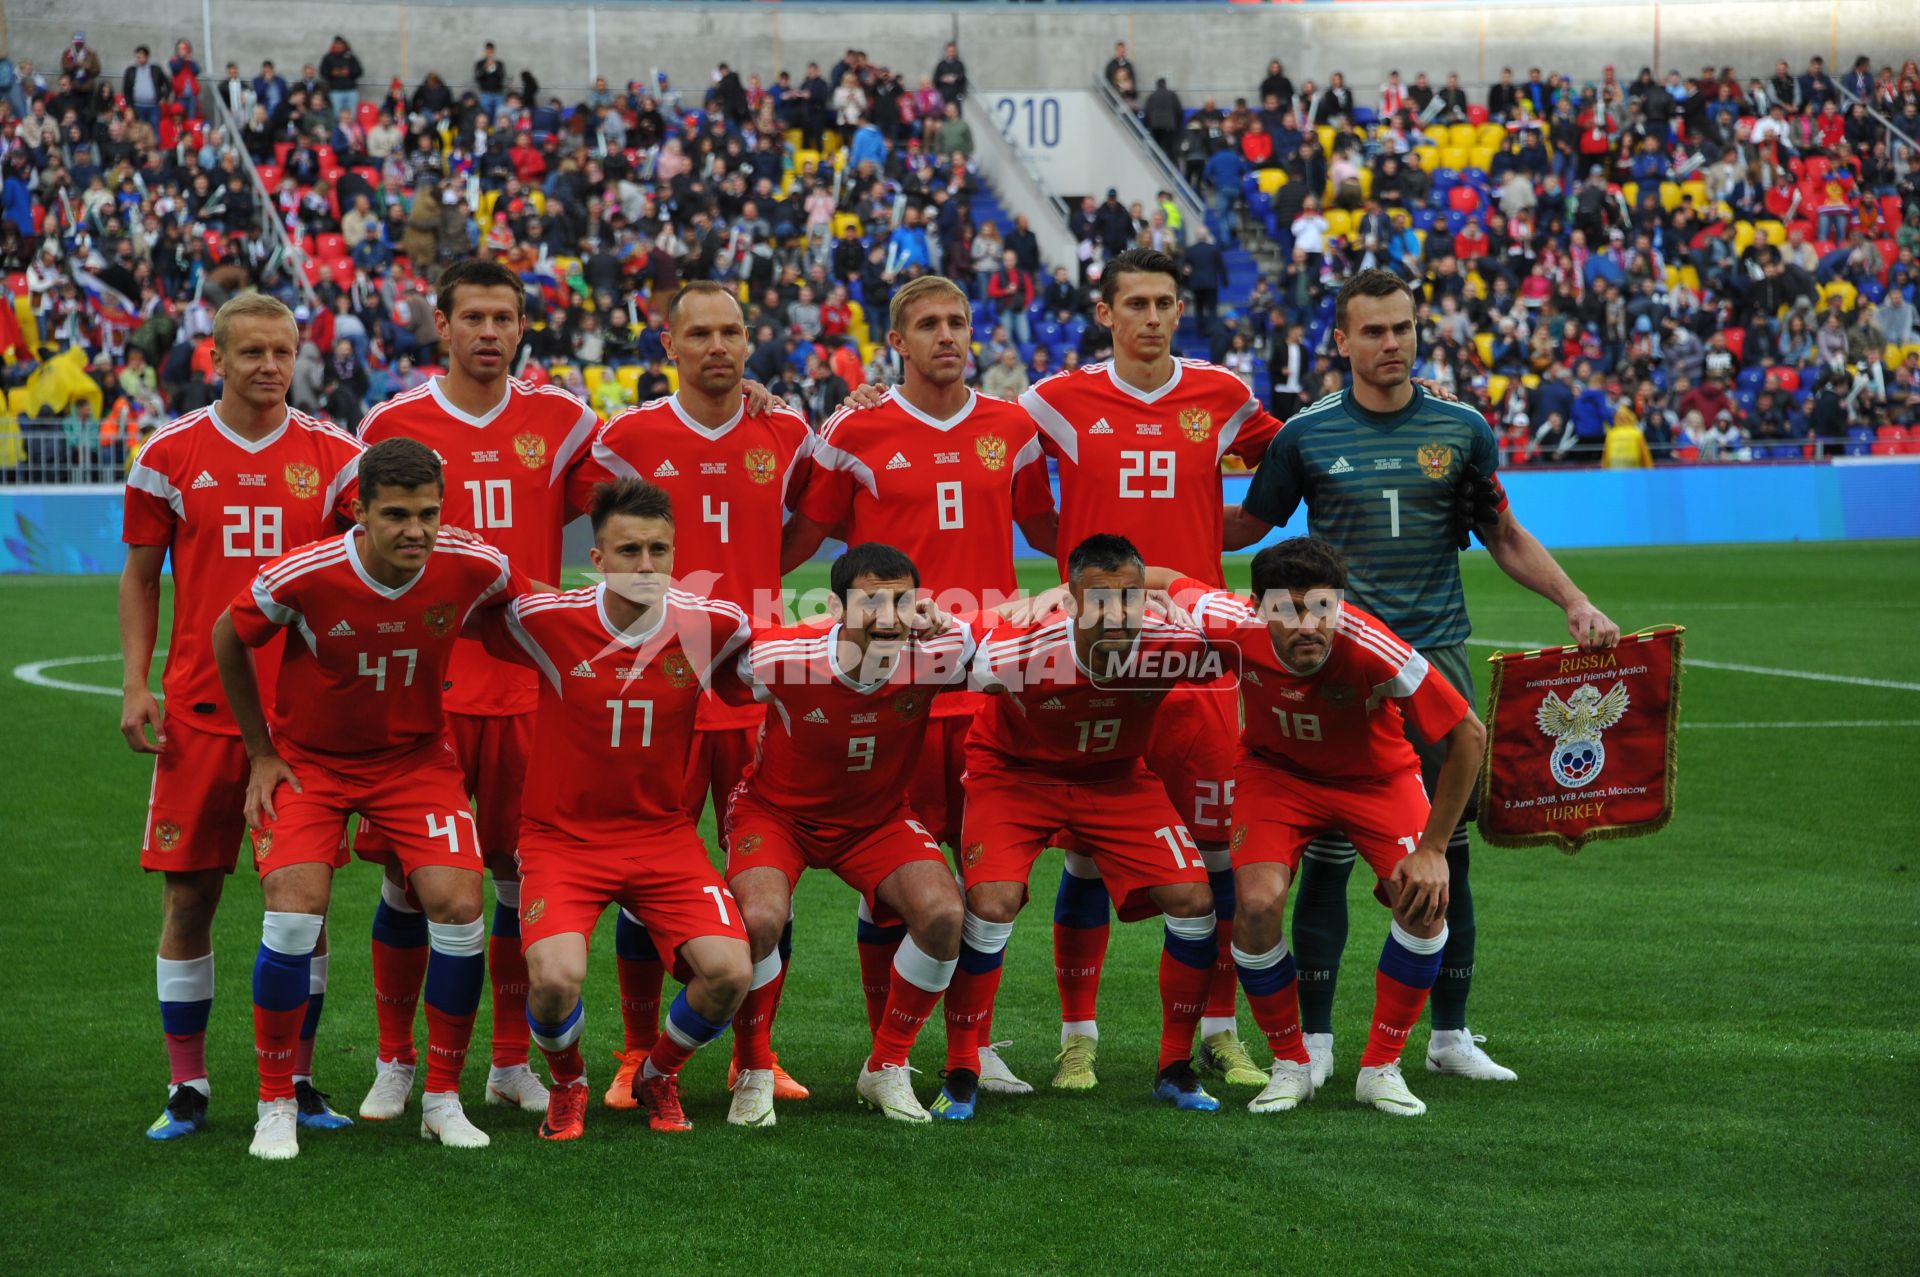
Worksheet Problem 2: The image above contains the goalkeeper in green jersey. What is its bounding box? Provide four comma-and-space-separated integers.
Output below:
1229, 268, 1618, 1086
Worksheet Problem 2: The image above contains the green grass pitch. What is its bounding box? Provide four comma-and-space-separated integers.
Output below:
2, 541, 1915, 1275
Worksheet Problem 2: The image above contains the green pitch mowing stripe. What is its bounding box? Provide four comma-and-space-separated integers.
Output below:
0, 542, 1914, 1275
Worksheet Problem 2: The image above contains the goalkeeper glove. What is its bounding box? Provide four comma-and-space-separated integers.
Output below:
1450, 463, 1503, 549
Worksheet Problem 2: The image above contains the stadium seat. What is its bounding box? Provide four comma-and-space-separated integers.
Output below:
1440, 146, 1469, 171
1315, 126, 1335, 154
1680, 265, 1701, 292
1736, 367, 1766, 393
663, 366, 679, 393
1768, 367, 1801, 393
1756, 220, 1787, 246
357, 102, 381, 129
1325, 209, 1353, 239
1257, 169, 1289, 195
1467, 105, 1489, 126
1447, 186, 1480, 213
1446, 124, 1476, 149
315, 234, 346, 259
1682, 180, 1709, 208
1476, 123, 1506, 148
1474, 333, 1494, 367
1724, 329, 1745, 362
1416, 145, 1441, 172
582, 365, 608, 395
1352, 107, 1377, 127
1845, 427, 1875, 456
615, 365, 642, 397
255, 164, 282, 190
794, 149, 823, 176
832, 212, 862, 240
1488, 374, 1510, 404
1659, 182, 1682, 211
1872, 426, 1908, 456
1469, 146, 1495, 172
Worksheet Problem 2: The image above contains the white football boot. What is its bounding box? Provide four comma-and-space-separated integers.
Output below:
1248, 1059, 1315, 1114
1426, 1029, 1518, 1081
249, 1098, 300, 1160
1355, 1062, 1426, 1116
977, 1042, 1034, 1095
857, 1063, 932, 1123
1304, 1033, 1335, 1089
486, 1063, 551, 1112
420, 1092, 491, 1147
359, 1058, 416, 1120
727, 1068, 778, 1127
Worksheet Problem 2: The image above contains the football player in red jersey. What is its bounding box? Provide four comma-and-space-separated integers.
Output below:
1016, 248, 1287, 1093
477, 479, 754, 1139
211, 438, 528, 1159
777, 274, 1053, 1096
565, 281, 816, 1105
720, 543, 973, 1127
354, 259, 600, 1123
1163, 537, 1481, 1117
119, 293, 363, 1141
932, 534, 1226, 1120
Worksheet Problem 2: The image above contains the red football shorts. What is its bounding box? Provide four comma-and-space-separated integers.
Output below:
960, 762, 1207, 922
908, 712, 972, 848
141, 715, 251, 874
516, 823, 746, 980
685, 725, 759, 833
1144, 677, 1240, 845
254, 736, 483, 880
354, 711, 531, 866
723, 786, 946, 921
1231, 755, 1432, 887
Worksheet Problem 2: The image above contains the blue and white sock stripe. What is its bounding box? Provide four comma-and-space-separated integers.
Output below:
372, 877, 428, 948
529, 999, 585, 1052
1380, 921, 1449, 989
663, 989, 729, 1050
157, 954, 214, 1036
1163, 911, 1219, 969
1231, 940, 1298, 995
855, 895, 908, 945
892, 934, 958, 993
254, 912, 322, 1013
492, 879, 521, 939
749, 948, 784, 991
958, 912, 1013, 974
424, 918, 487, 1017
1054, 862, 1111, 928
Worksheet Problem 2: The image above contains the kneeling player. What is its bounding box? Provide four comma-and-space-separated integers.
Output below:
478, 478, 755, 1138
212, 439, 526, 1159
1166, 538, 1482, 1116
722, 543, 972, 1126
937, 534, 1223, 1120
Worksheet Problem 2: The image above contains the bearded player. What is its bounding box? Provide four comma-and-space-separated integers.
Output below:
566, 280, 816, 1106
777, 274, 1053, 1094
1157, 537, 1484, 1115
120, 293, 364, 1141
721, 543, 974, 1126
477, 478, 754, 1138
1016, 248, 1285, 1093
934, 534, 1224, 1121
1232, 269, 1616, 1087
210, 438, 527, 1159
353, 259, 600, 1122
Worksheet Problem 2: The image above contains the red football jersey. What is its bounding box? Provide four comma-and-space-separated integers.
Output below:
1185, 581, 1467, 781
966, 613, 1216, 783
229, 529, 525, 756
1020, 359, 1281, 588
123, 405, 363, 734
358, 376, 599, 717
479, 585, 753, 842
735, 621, 976, 829
799, 387, 1051, 720
566, 393, 813, 728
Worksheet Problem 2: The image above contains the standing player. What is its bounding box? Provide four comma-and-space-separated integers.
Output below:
1161, 538, 1484, 1115
1233, 268, 1617, 1086
210, 438, 526, 1159
354, 259, 600, 1122
777, 274, 1053, 1092
566, 280, 816, 1106
477, 479, 754, 1138
935, 534, 1223, 1121
722, 543, 973, 1126
120, 293, 364, 1141
1017, 248, 1285, 1092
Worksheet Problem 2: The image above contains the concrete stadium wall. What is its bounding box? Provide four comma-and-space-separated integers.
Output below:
8, 1, 1913, 102
14, 458, 1918, 575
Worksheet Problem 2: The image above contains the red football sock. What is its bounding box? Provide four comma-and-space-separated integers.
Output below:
1205, 915, 1240, 1019
646, 1033, 696, 1079
488, 935, 531, 1068
1053, 922, 1109, 1024
868, 978, 944, 1070
941, 963, 1004, 1075
1244, 980, 1311, 1064
165, 1033, 208, 1087
1157, 949, 1214, 1069
371, 937, 428, 1065
617, 957, 664, 1054
422, 1004, 477, 1095
857, 934, 903, 1036
540, 1042, 585, 1086
1361, 968, 1435, 1068
731, 979, 779, 1071
253, 1005, 303, 1103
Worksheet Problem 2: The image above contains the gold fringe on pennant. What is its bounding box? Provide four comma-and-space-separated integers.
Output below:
1475, 625, 1686, 854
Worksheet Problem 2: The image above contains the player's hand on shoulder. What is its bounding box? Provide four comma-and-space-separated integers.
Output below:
120, 686, 166, 754
437, 524, 486, 547
842, 382, 887, 411
244, 752, 302, 829
1412, 377, 1459, 403
1145, 588, 1195, 630
1565, 598, 1620, 651
908, 596, 952, 638
997, 583, 1070, 624
741, 379, 778, 415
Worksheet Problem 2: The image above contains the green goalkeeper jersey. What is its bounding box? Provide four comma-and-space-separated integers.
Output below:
1241, 385, 1504, 649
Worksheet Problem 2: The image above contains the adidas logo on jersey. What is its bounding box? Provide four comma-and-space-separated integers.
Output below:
191, 470, 218, 489
803, 708, 830, 724
654, 460, 679, 478
1328, 456, 1354, 475
570, 661, 596, 678
1245, 669, 1263, 685
1039, 696, 1066, 710
1089, 419, 1114, 435
886, 452, 912, 469
328, 620, 356, 637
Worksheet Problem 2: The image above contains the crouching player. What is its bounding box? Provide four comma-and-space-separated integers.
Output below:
477, 478, 755, 1138
722, 543, 973, 1127
211, 438, 527, 1159
1163, 537, 1483, 1116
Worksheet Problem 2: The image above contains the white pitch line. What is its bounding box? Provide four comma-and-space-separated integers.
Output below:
1682, 720, 1920, 729
11, 652, 161, 699
1466, 639, 1920, 693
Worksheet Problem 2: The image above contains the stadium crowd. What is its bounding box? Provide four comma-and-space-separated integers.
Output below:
4, 27, 1920, 480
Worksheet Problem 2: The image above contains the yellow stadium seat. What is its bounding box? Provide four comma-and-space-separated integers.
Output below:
794, 148, 822, 176
549, 364, 575, 383
1356, 168, 1372, 199
1412, 229, 1426, 249
1621, 182, 1639, 207
477, 190, 498, 225
1680, 266, 1701, 292
1257, 169, 1289, 195
832, 212, 863, 240
1659, 182, 1682, 211
784, 129, 803, 149
1887, 344, 1907, 368
1664, 266, 1679, 288
821, 130, 843, 153
663, 366, 679, 393
1488, 374, 1510, 404
1521, 373, 1541, 390
551, 255, 583, 279
526, 190, 546, 215
1681, 180, 1709, 208
1440, 147, 1468, 171
1474, 333, 1494, 367
1315, 126, 1335, 155
1468, 146, 1494, 173
1324, 209, 1353, 238
737, 282, 751, 303
847, 300, 869, 345
1477, 123, 1507, 148
583, 365, 608, 395
1447, 123, 1476, 149
1905, 343, 1920, 365
1733, 221, 1756, 255
1756, 220, 1786, 246
616, 366, 642, 396
1823, 281, 1857, 311
1417, 145, 1441, 172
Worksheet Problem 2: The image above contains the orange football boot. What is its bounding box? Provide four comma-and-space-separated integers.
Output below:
638, 1072, 693, 1132
539, 1081, 588, 1141
604, 1049, 645, 1110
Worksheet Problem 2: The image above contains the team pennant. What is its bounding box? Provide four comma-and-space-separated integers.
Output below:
1476, 626, 1684, 852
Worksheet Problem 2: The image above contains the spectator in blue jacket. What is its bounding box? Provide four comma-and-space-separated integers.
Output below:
1203, 146, 1247, 244
1571, 371, 1613, 463
849, 118, 889, 174
886, 206, 933, 274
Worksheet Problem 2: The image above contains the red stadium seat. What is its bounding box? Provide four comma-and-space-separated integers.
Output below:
1767, 367, 1800, 393
158, 118, 179, 148
255, 164, 282, 190
1873, 426, 1908, 456
357, 101, 381, 129
1724, 329, 1745, 362
315, 146, 337, 167
274, 141, 293, 166
1467, 104, 1488, 126
1447, 186, 1480, 213
1803, 155, 1830, 183
315, 234, 346, 258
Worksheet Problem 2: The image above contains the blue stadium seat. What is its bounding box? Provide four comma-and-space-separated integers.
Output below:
1412, 209, 1438, 232
1846, 427, 1876, 456
1736, 367, 1766, 392
1351, 106, 1377, 127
